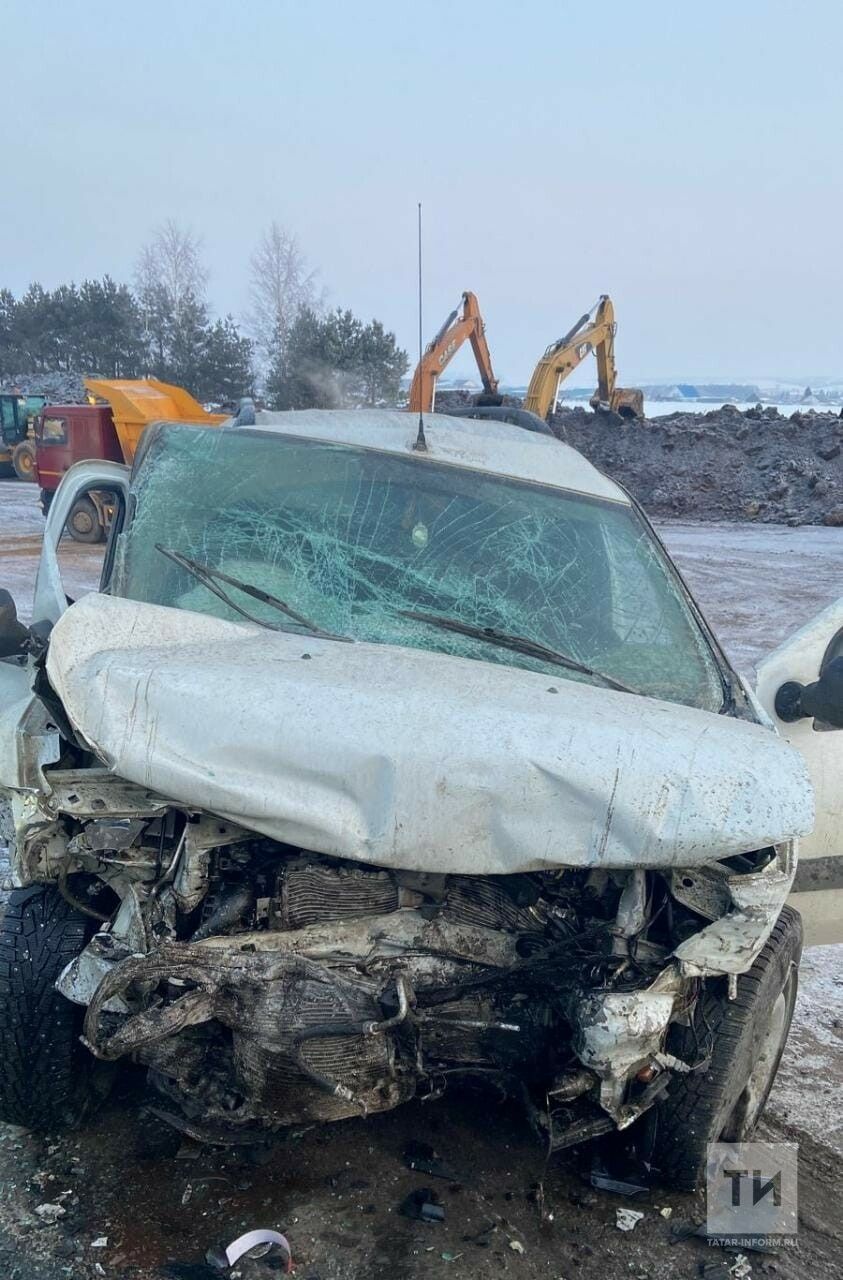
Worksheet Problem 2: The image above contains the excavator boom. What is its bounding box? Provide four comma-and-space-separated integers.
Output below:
524, 296, 643, 421
408, 291, 500, 413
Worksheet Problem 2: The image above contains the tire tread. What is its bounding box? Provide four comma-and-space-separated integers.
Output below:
0, 887, 91, 1129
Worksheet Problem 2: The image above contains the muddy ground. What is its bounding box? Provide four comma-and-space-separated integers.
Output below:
436, 392, 843, 526
0, 480, 840, 1280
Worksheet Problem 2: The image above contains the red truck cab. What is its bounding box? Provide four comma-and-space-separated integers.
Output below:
34, 405, 125, 542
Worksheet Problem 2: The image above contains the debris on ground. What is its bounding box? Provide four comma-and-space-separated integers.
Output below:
404, 1139, 461, 1182
206, 1228, 292, 1273
700, 1263, 733, 1280
672, 1218, 779, 1257
590, 1148, 650, 1197
615, 1207, 645, 1231
730, 1256, 752, 1279
399, 1187, 446, 1222
34, 1203, 66, 1222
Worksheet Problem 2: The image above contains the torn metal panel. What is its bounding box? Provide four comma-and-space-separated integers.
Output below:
0, 661, 59, 792
669, 863, 732, 921
572, 967, 681, 1124
44, 769, 173, 820
615, 868, 648, 937
673, 843, 796, 977
173, 816, 250, 913
57, 933, 132, 1012
6, 789, 71, 884
46, 594, 813, 876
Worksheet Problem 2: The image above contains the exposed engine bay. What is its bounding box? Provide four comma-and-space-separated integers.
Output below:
5, 768, 795, 1151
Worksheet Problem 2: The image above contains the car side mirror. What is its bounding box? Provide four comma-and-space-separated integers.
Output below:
775, 655, 843, 729
0, 589, 32, 658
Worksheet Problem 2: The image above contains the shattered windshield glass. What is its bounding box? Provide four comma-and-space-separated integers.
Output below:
112, 424, 724, 710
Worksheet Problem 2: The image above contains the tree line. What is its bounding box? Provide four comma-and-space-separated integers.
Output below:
0, 220, 408, 409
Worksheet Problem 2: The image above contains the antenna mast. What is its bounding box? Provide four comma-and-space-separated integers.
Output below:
413, 201, 427, 452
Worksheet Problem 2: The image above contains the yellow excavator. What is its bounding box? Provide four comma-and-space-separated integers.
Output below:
408, 291, 501, 413
524, 295, 643, 421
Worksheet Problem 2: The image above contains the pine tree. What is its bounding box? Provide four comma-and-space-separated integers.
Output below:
267, 307, 407, 410
198, 317, 254, 404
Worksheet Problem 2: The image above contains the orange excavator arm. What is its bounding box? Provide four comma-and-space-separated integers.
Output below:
523, 296, 643, 421
408, 291, 500, 413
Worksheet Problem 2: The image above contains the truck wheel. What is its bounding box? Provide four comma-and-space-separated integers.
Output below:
652, 906, 802, 1190
11, 441, 36, 482
67, 497, 104, 544
0, 886, 94, 1130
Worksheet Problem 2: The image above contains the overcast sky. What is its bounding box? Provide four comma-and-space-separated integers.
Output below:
4, 0, 842, 385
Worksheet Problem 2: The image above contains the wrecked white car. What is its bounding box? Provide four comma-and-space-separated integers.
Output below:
0, 408, 840, 1189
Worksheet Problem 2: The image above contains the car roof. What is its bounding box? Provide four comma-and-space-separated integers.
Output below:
234, 409, 629, 505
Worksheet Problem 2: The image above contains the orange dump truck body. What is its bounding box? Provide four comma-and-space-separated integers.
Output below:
83, 378, 227, 463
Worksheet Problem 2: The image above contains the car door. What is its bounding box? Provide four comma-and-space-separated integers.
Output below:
755, 598, 843, 945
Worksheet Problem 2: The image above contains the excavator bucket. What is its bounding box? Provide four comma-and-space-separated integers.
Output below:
610, 387, 644, 419
590, 386, 644, 419
83, 378, 227, 462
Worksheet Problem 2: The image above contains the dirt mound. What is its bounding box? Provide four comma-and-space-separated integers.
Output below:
435, 393, 842, 524
552, 403, 843, 525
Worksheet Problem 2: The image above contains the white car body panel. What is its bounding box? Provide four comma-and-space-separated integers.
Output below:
45, 593, 814, 876
755, 597, 843, 944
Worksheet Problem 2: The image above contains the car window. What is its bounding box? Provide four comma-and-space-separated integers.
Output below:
39, 416, 68, 444
112, 425, 725, 711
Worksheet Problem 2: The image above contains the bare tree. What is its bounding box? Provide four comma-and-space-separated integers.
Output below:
248, 221, 322, 366
136, 219, 207, 321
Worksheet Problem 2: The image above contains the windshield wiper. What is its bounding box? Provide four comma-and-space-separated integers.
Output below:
399, 609, 636, 694
155, 545, 348, 642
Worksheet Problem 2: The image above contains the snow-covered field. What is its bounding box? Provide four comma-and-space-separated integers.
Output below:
558, 397, 843, 418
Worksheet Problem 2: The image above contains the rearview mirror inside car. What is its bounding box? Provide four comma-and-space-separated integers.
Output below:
775, 655, 843, 729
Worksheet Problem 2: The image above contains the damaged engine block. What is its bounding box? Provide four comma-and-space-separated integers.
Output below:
12, 773, 783, 1148
47, 795, 645, 1140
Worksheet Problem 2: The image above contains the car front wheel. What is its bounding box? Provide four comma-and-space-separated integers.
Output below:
0, 886, 95, 1130
651, 906, 802, 1190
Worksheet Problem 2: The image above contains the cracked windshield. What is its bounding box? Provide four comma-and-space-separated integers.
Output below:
113, 424, 723, 709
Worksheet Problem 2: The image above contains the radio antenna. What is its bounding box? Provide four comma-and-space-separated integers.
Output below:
413, 201, 428, 452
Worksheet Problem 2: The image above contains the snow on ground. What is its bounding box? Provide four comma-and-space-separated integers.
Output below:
558, 397, 843, 418
768, 943, 843, 1155
0, 479, 102, 618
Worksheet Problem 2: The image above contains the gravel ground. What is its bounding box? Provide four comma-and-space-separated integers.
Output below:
0, 479, 839, 1280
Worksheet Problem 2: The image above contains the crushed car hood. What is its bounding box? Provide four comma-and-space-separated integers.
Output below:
45, 595, 814, 874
